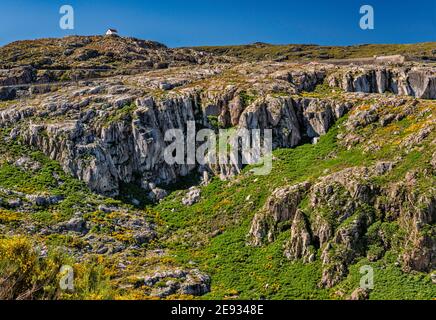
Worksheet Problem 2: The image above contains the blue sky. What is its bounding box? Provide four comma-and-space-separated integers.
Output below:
0, 0, 435, 47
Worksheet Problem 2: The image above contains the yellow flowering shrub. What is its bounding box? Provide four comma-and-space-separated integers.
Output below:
0, 236, 115, 300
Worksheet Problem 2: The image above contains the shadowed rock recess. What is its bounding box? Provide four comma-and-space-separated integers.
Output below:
0, 37, 434, 300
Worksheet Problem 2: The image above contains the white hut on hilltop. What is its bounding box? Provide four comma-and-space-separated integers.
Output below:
105, 28, 118, 36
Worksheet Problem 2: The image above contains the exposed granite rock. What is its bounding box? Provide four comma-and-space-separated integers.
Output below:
378, 184, 436, 273
0, 105, 35, 126
25, 194, 64, 206
56, 217, 88, 234
328, 66, 436, 99
4, 68, 352, 196
148, 187, 168, 202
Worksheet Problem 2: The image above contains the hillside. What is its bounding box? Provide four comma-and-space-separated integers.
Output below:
193, 42, 436, 62
0, 35, 231, 86
0, 37, 435, 300
0, 35, 232, 69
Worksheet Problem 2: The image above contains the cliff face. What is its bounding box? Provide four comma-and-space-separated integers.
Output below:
6, 95, 347, 196
328, 66, 436, 99
19, 95, 199, 196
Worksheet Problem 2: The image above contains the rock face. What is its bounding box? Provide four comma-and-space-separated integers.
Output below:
0, 66, 36, 86
247, 182, 311, 246
328, 66, 436, 99
248, 163, 435, 288
18, 94, 200, 196
238, 96, 351, 148
381, 184, 436, 273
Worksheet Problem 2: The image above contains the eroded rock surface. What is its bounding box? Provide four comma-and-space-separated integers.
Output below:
328, 66, 436, 99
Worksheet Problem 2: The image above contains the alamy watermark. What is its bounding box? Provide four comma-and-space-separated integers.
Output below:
164, 121, 272, 176
59, 264, 74, 292
359, 265, 374, 289
360, 5, 374, 30
59, 5, 74, 30
59, 4, 374, 32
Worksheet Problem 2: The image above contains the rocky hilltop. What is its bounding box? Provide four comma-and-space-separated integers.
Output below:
0, 35, 231, 87
0, 36, 434, 300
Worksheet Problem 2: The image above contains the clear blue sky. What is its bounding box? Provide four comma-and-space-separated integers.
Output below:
0, 0, 435, 47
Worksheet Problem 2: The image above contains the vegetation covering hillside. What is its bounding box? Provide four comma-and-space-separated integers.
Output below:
193, 42, 436, 62
0, 36, 434, 300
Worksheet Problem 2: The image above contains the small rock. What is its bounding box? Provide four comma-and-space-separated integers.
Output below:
348, 288, 369, 300
159, 82, 174, 90
374, 161, 394, 175
96, 246, 109, 254
182, 187, 201, 206
133, 231, 156, 245
7, 198, 22, 208
98, 204, 117, 213
57, 217, 87, 233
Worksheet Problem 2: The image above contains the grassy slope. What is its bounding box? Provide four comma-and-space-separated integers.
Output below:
193, 42, 436, 62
